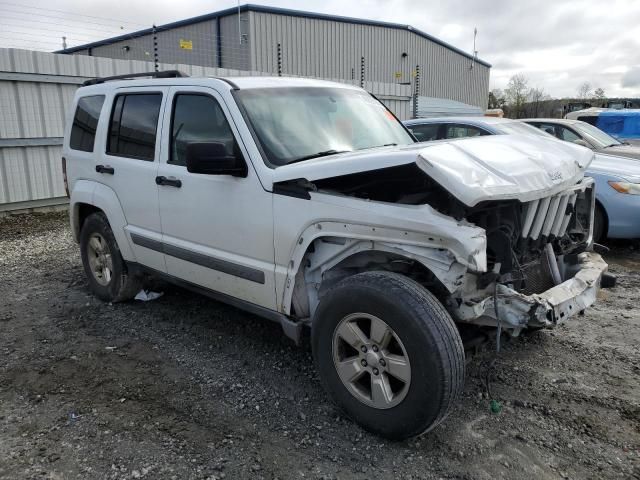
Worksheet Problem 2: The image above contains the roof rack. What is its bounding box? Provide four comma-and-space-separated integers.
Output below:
82, 70, 189, 86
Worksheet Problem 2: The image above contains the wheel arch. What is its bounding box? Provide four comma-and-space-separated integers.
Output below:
282, 224, 468, 320
70, 181, 135, 261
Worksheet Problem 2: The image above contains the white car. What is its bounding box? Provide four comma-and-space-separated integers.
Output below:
63, 72, 609, 439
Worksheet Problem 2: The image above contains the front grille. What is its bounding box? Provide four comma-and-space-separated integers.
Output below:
520, 181, 594, 241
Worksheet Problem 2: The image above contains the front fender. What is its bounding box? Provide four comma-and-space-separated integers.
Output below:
280, 220, 483, 316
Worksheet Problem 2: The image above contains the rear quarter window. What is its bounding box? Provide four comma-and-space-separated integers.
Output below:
69, 95, 105, 152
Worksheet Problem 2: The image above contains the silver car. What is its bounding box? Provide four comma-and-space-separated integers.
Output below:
523, 118, 640, 160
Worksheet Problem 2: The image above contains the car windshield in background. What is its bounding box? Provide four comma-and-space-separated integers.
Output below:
498, 121, 552, 137
235, 87, 414, 167
573, 122, 621, 148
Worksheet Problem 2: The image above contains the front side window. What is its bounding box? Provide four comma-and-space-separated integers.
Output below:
69, 95, 105, 152
107, 93, 162, 161
235, 87, 414, 167
557, 126, 581, 142
533, 123, 558, 137
170, 94, 237, 166
410, 124, 440, 142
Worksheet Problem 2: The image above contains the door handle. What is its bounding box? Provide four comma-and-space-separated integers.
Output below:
155, 176, 182, 188
95, 164, 114, 175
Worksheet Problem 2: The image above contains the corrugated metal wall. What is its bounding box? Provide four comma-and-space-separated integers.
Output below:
249, 11, 489, 108
78, 21, 220, 68
65, 9, 489, 108
0, 48, 411, 211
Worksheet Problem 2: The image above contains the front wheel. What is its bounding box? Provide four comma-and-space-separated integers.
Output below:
312, 271, 465, 440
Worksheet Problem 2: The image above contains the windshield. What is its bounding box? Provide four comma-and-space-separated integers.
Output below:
497, 121, 553, 137
573, 121, 621, 148
235, 87, 414, 167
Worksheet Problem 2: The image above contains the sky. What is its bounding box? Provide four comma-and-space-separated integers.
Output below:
2, 0, 640, 99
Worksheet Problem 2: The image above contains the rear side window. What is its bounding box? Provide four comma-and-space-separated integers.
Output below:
409, 124, 440, 142
444, 124, 488, 139
107, 93, 162, 161
69, 95, 105, 152
170, 94, 237, 166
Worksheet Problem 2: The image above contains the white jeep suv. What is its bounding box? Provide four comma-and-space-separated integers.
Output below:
63, 72, 608, 439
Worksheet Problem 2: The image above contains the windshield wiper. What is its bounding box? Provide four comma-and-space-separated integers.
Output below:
287, 149, 350, 164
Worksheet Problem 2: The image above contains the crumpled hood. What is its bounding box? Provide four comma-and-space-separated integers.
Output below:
272, 134, 592, 206
415, 134, 592, 206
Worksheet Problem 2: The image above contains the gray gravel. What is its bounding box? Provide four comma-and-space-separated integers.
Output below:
0, 211, 639, 480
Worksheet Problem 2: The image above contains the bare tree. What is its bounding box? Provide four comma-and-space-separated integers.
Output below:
526, 87, 547, 117
577, 82, 593, 99
504, 74, 529, 118
488, 88, 505, 109
593, 87, 606, 100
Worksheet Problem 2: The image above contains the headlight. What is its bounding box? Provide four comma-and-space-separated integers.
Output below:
608, 181, 640, 195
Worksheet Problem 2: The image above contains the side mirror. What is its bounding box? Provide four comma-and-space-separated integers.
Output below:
573, 138, 590, 148
186, 142, 247, 177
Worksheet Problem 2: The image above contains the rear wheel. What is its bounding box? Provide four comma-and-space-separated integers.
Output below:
80, 212, 141, 302
312, 271, 465, 440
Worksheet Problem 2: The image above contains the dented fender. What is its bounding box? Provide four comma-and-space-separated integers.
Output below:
280, 220, 484, 316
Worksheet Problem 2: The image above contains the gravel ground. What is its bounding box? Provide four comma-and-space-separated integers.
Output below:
0, 211, 639, 480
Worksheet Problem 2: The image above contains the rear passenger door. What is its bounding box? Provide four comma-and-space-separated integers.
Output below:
98, 87, 168, 272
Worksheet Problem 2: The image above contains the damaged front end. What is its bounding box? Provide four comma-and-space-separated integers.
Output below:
447, 177, 609, 334
274, 136, 609, 334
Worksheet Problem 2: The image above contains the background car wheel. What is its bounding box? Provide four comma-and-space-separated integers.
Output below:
80, 212, 141, 303
592, 204, 606, 243
312, 271, 465, 440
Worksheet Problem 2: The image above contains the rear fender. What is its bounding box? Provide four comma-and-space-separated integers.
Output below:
71, 181, 135, 262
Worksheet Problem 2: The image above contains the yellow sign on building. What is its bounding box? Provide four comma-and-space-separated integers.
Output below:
179, 39, 193, 50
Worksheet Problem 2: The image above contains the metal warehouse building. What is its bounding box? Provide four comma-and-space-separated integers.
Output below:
58, 4, 491, 108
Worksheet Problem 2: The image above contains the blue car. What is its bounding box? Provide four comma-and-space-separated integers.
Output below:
403, 116, 640, 241
565, 108, 640, 145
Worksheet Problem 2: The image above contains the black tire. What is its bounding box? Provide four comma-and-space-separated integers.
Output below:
79, 212, 141, 303
311, 271, 465, 440
592, 204, 606, 244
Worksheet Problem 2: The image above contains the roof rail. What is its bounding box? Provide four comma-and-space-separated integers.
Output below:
82, 70, 189, 86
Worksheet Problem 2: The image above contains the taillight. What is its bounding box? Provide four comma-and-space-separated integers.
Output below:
62, 157, 69, 197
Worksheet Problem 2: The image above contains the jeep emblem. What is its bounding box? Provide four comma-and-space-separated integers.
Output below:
549, 170, 563, 181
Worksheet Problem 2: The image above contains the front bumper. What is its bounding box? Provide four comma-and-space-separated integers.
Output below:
453, 252, 608, 334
